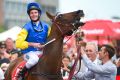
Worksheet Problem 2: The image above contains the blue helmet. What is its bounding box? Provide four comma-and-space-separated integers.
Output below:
27, 2, 42, 14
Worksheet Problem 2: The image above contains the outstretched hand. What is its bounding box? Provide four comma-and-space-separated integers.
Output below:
76, 41, 86, 48
80, 46, 86, 55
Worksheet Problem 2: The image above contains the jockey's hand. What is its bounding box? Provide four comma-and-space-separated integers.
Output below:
28, 43, 44, 49
38, 44, 45, 49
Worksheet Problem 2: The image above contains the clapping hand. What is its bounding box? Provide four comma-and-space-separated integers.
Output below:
61, 64, 70, 72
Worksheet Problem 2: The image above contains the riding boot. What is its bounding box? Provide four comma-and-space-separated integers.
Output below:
18, 66, 28, 80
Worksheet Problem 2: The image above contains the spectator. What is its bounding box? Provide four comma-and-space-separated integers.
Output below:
0, 41, 10, 59
79, 42, 100, 73
10, 53, 19, 62
0, 42, 10, 64
1, 63, 9, 74
0, 57, 10, 74
74, 44, 117, 80
116, 60, 120, 75
0, 67, 4, 80
61, 56, 71, 79
5, 38, 21, 57
112, 47, 120, 75
0, 58, 10, 66
63, 44, 69, 57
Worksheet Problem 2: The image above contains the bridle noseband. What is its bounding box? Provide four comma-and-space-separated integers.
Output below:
51, 14, 79, 36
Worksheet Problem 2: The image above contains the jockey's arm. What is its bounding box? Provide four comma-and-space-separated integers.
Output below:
15, 29, 29, 49
16, 28, 47, 50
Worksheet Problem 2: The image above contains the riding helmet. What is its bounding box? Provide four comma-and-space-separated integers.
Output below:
27, 2, 42, 14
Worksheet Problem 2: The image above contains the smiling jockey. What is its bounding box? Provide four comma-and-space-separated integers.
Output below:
15, 2, 51, 79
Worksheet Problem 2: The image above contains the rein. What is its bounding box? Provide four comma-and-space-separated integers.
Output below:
68, 44, 81, 80
52, 20, 64, 35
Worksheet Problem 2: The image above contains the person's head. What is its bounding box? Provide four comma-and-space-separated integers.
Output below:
62, 56, 70, 67
63, 44, 69, 54
10, 53, 18, 62
27, 2, 42, 22
116, 47, 120, 57
1, 63, 9, 73
0, 42, 6, 58
85, 42, 98, 61
0, 41, 6, 50
5, 38, 14, 51
98, 44, 115, 60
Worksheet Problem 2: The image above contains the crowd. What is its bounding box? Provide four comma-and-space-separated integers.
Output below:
0, 33, 120, 80
61, 30, 120, 80
0, 38, 21, 80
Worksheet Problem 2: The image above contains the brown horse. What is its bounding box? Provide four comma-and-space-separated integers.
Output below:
5, 10, 84, 80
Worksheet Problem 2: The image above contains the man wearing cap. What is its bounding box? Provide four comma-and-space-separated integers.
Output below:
16, 2, 51, 79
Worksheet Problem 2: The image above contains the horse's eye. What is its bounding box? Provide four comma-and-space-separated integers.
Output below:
58, 14, 63, 18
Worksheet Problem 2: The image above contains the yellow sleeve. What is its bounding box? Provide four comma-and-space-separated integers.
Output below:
47, 26, 51, 37
15, 29, 29, 49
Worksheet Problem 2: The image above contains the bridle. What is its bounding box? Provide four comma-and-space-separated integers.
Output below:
51, 14, 79, 36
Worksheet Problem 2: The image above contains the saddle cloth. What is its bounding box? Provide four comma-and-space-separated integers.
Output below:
12, 61, 26, 80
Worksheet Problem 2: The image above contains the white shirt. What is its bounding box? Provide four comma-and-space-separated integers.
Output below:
0, 68, 4, 80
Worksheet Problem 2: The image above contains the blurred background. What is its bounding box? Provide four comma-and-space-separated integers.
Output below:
0, 0, 120, 79
0, 0, 120, 43
0, 0, 58, 32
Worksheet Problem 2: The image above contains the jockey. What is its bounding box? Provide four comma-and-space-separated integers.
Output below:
15, 2, 51, 79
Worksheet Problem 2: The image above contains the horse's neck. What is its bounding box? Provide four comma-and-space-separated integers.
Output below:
40, 24, 64, 73
47, 24, 64, 51
44, 24, 63, 59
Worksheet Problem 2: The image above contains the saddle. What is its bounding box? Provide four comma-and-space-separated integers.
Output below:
11, 54, 43, 80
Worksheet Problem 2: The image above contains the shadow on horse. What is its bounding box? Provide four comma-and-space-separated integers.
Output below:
5, 10, 84, 80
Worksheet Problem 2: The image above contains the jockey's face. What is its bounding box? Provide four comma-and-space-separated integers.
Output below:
29, 9, 40, 22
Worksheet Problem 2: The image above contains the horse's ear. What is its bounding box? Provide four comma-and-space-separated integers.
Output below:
46, 12, 55, 20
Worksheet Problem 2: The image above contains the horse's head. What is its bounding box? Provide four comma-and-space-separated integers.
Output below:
46, 10, 85, 36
